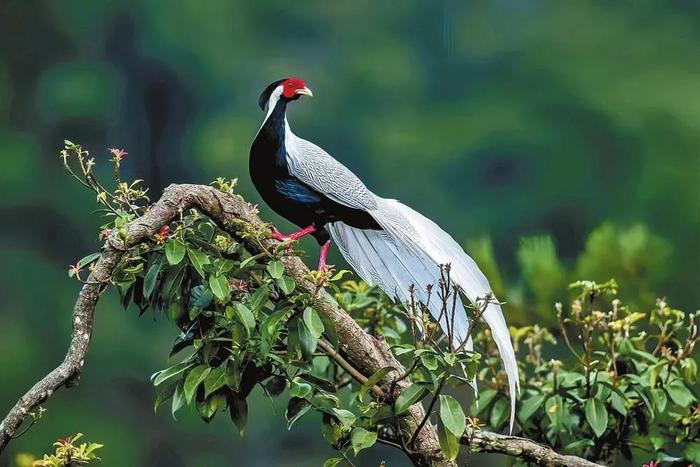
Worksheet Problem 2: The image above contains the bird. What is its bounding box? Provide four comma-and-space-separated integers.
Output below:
249, 77, 519, 431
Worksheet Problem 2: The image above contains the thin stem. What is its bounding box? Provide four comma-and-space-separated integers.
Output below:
409, 373, 448, 447
317, 338, 384, 398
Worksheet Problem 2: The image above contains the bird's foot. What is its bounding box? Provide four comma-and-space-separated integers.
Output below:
269, 225, 317, 241
270, 227, 288, 242
270, 225, 318, 253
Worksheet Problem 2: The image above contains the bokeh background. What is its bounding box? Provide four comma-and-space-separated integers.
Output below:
1, 1, 698, 466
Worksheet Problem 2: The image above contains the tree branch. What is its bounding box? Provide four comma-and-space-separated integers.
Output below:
463, 428, 603, 467
0, 184, 599, 467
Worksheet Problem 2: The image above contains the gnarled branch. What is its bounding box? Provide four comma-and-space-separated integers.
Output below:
0, 184, 601, 467
463, 428, 603, 466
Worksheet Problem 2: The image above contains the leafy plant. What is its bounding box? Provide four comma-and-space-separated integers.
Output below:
14, 433, 103, 467
474, 279, 699, 464
60, 141, 698, 465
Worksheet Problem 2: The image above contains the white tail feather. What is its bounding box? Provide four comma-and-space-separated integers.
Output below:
327, 198, 519, 432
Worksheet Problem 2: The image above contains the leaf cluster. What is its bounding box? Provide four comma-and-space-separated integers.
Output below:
474, 280, 699, 464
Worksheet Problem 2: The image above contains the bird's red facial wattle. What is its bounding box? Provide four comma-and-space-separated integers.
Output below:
282, 78, 313, 99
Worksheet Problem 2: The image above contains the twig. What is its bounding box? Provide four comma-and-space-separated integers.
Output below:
408, 373, 448, 448
317, 339, 384, 398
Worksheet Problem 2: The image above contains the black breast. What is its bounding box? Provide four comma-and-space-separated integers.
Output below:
249, 99, 381, 238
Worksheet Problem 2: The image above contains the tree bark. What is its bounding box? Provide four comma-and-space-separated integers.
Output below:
464, 428, 603, 466
0, 184, 601, 467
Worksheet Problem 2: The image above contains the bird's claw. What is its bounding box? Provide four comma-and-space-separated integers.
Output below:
269, 227, 295, 252
269, 226, 286, 241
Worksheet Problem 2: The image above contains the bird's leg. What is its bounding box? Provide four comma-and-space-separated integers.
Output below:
317, 240, 331, 270
270, 225, 317, 241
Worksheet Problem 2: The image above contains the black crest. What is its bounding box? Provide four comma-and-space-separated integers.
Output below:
258, 78, 288, 110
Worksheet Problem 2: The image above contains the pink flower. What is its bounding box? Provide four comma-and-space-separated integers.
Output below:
108, 148, 128, 161
643, 460, 659, 467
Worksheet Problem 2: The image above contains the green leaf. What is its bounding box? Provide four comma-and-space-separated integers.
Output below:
239, 252, 264, 270
610, 391, 627, 416
249, 285, 269, 312
234, 303, 256, 335
299, 374, 335, 392
545, 395, 563, 428
474, 389, 498, 414
153, 385, 175, 413
171, 383, 185, 419
421, 353, 439, 371
681, 358, 697, 384
203, 367, 227, 397
437, 419, 460, 461
77, 252, 101, 269
286, 397, 311, 429
165, 239, 186, 265
184, 365, 211, 405
439, 395, 466, 437
298, 318, 318, 357
143, 261, 162, 300
360, 367, 394, 399
317, 308, 338, 349
303, 307, 325, 338
650, 387, 667, 413
228, 394, 248, 436
519, 393, 546, 422
649, 361, 666, 387
490, 398, 509, 428
276, 276, 296, 294
394, 384, 428, 415
289, 380, 313, 399
686, 442, 700, 463
564, 439, 594, 451
323, 458, 343, 467
187, 249, 210, 278
585, 398, 608, 438
209, 273, 230, 301
331, 408, 356, 428
287, 317, 301, 360
350, 427, 377, 455
152, 362, 193, 386
261, 307, 290, 344
190, 285, 213, 308
267, 260, 284, 279
666, 379, 695, 408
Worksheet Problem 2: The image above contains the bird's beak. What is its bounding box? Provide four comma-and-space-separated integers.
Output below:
295, 87, 313, 97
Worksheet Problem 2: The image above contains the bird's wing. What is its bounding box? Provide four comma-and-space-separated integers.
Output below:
285, 135, 378, 211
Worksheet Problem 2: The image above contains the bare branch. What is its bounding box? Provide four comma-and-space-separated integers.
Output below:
463, 428, 604, 467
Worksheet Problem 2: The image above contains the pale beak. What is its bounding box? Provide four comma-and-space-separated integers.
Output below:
295, 86, 313, 97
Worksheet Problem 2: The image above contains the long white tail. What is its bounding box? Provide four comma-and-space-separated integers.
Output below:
326, 198, 519, 432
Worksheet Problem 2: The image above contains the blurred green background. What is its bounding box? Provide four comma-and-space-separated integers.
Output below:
1, 1, 698, 465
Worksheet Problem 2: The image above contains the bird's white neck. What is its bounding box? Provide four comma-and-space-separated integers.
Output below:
258, 85, 297, 141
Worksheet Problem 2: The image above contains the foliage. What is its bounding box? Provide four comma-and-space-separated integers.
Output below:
59, 141, 699, 465
62, 142, 489, 464
13, 433, 103, 467
474, 279, 699, 464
